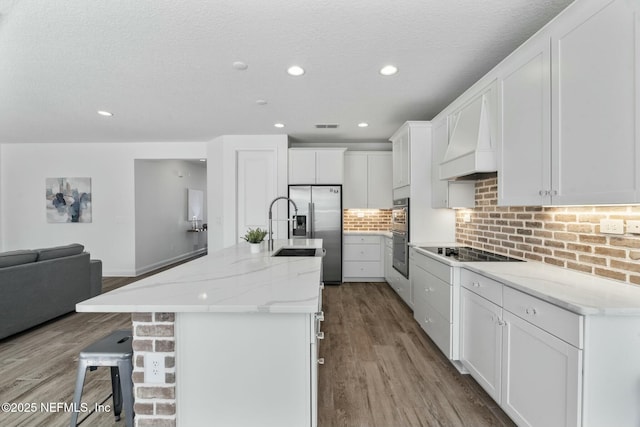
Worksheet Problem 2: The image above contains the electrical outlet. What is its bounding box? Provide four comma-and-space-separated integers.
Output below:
600, 219, 624, 235
627, 220, 640, 234
144, 353, 165, 384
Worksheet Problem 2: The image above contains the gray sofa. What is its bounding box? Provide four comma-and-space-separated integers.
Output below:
0, 243, 102, 340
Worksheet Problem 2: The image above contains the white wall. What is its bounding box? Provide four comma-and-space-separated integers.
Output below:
134, 159, 207, 275
0, 142, 206, 275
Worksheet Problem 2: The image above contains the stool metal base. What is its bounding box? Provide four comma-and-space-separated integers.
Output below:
71, 330, 134, 427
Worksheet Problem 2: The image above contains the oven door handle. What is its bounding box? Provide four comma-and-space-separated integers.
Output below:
391, 230, 407, 237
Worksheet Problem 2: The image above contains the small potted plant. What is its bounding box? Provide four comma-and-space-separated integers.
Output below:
242, 227, 268, 253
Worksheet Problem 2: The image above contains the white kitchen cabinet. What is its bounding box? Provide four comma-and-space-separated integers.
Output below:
383, 236, 411, 305
501, 310, 581, 427
431, 118, 475, 208
288, 148, 346, 185
391, 127, 410, 190
343, 151, 392, 209
550, 0, 640, 204
460, 287, 503, 403
460, 268, 582, 427
498, 0, 640, 205
343, 234, 384, 282
497, 29, 552, 206
410, 248, 463, 360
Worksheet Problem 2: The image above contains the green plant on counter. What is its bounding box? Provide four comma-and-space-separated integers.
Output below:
241, 227, 268, 243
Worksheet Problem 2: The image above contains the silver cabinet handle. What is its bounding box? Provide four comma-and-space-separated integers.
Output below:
317, 358, 325, 365
315, 311, 324, 321
525, 307, 537, 315
320, 282, 325, 289
472, 282, 480, 287
497, 319, 506, 326
316, 332, 325, 340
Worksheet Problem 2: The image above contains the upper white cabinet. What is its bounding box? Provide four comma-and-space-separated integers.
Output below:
498, 0, 640, 205
497, 29, 552, 206
390, 125, 411, 189
288, 148, 346, 185
432, 118, 475, 208
343, 151, 392, 209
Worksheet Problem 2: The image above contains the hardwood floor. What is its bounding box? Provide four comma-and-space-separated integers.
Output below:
318, 282, 515, 427
1, 265, 514, 426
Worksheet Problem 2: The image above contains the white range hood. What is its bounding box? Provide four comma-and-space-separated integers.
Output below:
440, 91, 497, 180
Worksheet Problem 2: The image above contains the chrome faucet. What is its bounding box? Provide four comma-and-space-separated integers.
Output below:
268, 196, 298, 251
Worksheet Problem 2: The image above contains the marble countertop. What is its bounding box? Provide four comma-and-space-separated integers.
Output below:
76, 239, 323, 314
411, 246, 640, 315
344, 230, 392, 238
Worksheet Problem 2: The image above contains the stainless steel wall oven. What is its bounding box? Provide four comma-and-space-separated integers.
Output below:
391, 198, 409, 278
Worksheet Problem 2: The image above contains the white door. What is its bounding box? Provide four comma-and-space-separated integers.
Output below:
237, 150, 277, 242
501, 311, 582, 427
460, 288, 503, 403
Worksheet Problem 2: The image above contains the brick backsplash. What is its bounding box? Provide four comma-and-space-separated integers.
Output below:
343, 209, 391, 231
456, 177, 640, 285
132, 312, 177, 427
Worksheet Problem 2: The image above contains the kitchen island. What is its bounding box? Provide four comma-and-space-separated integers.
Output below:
76, 239, 324, 427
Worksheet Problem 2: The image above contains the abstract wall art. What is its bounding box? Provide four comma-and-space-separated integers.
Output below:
45, 177, 92, 223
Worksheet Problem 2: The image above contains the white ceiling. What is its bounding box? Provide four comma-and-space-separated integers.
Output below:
0, 0, 573, 145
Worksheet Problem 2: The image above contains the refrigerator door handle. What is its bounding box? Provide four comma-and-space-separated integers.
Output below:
308, 202, 314, 238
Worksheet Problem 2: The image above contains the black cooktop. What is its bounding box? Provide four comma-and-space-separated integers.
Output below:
419, 246, 523, 262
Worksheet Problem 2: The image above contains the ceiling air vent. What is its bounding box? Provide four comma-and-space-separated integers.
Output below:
315, 123, 339, 129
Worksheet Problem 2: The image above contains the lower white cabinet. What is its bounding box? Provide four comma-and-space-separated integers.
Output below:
501, 310, 581, 427
460, 268, 582, 427
460, 288, 503, 402
410, 248, 459, 359
343, 234, 384, 282
384, 236, 411, 305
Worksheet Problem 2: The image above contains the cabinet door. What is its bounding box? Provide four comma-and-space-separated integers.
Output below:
392, 128, 410, 189
498, 31, 551, 206
431, 119, 450, 208
315, 150, 344, 184
289, 150, 317, 184
383, 238, 392, 283
343, 153, 367, 208
367, 152, 393, 208
502, 311, 581, 427
460, 288, 503, 403
551, 0, 640, 204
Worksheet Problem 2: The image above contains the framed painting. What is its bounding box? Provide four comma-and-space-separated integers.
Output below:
45, 177, 92, 223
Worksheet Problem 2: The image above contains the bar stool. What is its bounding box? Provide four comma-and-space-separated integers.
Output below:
70, 329, 135, 427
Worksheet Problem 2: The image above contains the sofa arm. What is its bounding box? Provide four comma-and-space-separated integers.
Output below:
90, 259, 103, 296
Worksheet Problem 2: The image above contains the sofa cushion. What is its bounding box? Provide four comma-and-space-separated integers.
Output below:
0, 250, 38, 268
37, 243, 85, 261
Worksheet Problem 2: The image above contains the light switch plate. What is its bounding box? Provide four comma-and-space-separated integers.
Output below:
600, 219, 624, 235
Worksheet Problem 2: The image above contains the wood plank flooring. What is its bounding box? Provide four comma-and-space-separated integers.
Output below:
1, 263, 515, 426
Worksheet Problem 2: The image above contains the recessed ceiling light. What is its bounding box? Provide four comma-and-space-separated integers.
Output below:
287, 65, 305, 76
379, 65, 398, 76
232, 61, 248, 71
358, 122, 369, 128
274, 123, 285, 128
256, 99, 268, 105
97, 110, 113, 117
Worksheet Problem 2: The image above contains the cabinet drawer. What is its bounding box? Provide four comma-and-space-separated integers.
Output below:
414, 296, 452, 358
412, 263, 452, 321
344, 261, 382, 277
460, 269, 503, 306
411, 249, 451, 283
344, 244, 380, 261
344, 235, 380, 245
503, 286, 583, 348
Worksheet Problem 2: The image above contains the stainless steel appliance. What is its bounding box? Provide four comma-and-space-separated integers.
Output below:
391, 198, 409, 278
288, 185, 343, 284
420, 246, 523, 262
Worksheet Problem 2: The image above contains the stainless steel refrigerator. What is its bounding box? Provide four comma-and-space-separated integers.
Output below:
288, 185, 342, 284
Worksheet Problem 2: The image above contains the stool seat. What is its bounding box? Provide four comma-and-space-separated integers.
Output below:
70, 329, 135, 427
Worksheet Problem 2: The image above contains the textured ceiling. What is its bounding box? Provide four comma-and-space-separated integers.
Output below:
0, 0, 573, 144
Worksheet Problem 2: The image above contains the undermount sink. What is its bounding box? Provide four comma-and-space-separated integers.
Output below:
272, 247, 324, 257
